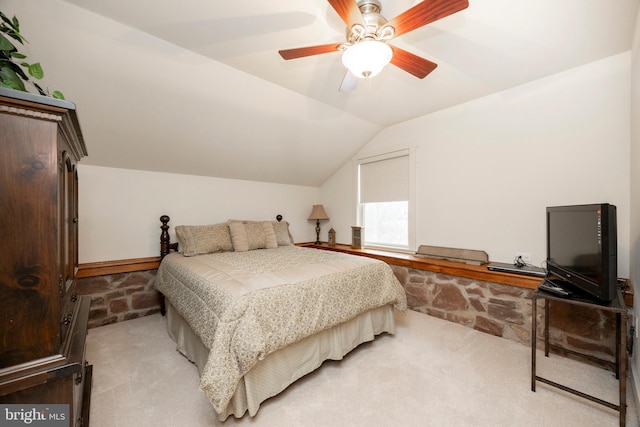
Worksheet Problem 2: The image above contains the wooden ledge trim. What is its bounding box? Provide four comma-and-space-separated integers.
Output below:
77, 257, 160, 278
299, 242, 542, 290
77, 245, 633, 307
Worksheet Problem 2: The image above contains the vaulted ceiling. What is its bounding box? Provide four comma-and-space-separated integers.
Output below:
5, 0, 639, 186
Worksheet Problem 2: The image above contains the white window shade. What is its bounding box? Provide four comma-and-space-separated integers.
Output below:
359, 154, 409, 203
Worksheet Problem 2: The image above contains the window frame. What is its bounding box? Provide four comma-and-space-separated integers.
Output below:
355, 148, 415, 252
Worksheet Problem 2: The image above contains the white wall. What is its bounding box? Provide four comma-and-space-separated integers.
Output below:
78, 165, 321, 263
322, 53, 631, 278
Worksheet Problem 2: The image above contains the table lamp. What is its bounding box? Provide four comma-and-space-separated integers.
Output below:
308, 205, 329, 244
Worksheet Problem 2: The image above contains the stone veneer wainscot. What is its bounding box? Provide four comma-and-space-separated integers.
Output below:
390, 265, 619, 364
76, 248, 627, 365
77, 271, 160, 328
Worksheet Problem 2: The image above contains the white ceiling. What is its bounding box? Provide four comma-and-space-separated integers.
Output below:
9, 0, 639, 186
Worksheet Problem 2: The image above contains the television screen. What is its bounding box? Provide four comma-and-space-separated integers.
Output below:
546, 203, 617, 302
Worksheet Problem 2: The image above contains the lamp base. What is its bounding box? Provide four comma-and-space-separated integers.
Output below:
315, 220, 321, 244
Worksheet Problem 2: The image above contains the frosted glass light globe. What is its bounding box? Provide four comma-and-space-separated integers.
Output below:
342, 41, 392, 79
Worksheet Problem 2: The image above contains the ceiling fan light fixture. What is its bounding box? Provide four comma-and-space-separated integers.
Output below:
341, 40, 392, 79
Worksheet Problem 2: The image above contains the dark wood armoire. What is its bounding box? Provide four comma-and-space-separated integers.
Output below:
0, 87, 92, 426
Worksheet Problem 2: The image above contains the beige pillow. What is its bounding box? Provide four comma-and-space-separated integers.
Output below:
228, 222, 249, 252
262, 222, 278, 249
228, 221, 278, 251
272, 221, 294, 246
175, 223, 233, 257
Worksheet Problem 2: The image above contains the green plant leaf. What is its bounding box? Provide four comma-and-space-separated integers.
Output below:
0, 13, 58, 99
32, 81, 46, 96
0, 25, 22, 41
0, 65, 25, 91
0, 12, 13, 28
0, 14, 25, 44
0, 58, 28, 80
27, 62, 43, 79
0, 80, 23, 90
0, 33, 14, 51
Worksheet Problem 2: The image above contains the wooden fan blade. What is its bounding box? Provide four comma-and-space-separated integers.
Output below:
279, 43, 342, 60
389, 46, 437, 79
386, 0, 469, 38
327, 0, 365, 28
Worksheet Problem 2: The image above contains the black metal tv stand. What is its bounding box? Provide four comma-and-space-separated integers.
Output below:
531, 286, 628, 426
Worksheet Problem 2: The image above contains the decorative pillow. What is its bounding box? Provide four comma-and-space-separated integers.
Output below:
228, 222, 250, 252
262, 222, 278, 249
175, 223, 233, 257
272, 221, 294, 246
228, 221, 278, 252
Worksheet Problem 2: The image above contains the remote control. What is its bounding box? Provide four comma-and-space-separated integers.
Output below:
538, 280, 571, 297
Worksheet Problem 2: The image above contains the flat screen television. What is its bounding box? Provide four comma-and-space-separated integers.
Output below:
546, 203, 617, 302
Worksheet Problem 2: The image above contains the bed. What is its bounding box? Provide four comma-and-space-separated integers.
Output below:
154, 215, 407, 421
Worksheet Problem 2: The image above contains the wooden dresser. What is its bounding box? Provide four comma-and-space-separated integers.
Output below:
0, 88, 92, 426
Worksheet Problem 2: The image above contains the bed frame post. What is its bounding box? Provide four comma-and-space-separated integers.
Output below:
160, 215, 171, 260
158, 215, 171, 316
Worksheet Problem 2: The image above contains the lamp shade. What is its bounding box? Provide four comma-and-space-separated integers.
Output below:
341, 40, 393, 79
308, 204, 329, 220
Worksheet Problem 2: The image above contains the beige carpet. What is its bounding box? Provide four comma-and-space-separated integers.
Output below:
86, 309, 639, 426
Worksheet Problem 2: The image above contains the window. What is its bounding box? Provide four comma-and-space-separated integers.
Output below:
357, 149, 413, 250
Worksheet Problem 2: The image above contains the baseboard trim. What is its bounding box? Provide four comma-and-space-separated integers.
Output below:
77, 257, 160, 278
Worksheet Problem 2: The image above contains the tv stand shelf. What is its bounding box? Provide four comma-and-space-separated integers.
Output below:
531, 287, 628, 426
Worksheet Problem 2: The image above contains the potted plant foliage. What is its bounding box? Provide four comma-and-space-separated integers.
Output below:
0, 11, 63, 99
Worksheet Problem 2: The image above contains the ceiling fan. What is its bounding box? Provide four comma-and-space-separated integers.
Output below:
278, 0, 469, 89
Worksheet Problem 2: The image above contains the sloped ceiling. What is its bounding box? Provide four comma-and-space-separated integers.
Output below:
3, 0, 638, 186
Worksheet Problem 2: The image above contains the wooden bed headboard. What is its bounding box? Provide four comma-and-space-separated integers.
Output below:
159, 214, 285, 259
158, 214, 285, 316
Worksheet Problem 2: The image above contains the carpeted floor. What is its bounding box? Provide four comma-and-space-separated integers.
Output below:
85, 309, 639, 426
